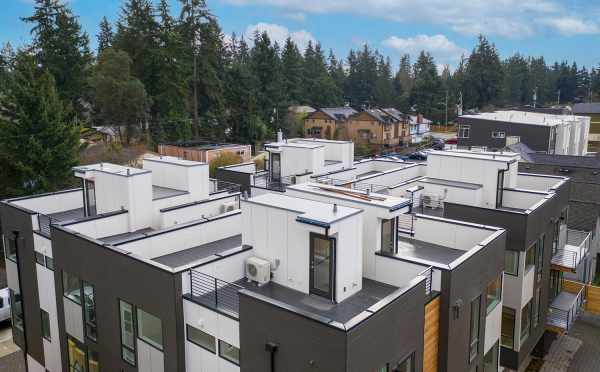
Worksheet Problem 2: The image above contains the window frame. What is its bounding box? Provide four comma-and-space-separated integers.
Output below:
491, 131, 506, 139
486, 276, 502, 315
525, 242, 536, 272
35, 251, 45, 266
469, 295, 481, 362
9, 289, 24, 332
520, 301, 532, 346
537, 234, 544, 282
218, 340, 240, 366
118, 299, 137, 366
501, 306, 516, 350
186, 324, 216, 354
136, 308, 163, 351
483, 341, 499, 372
62, 271, 82, 305
459, 124, 471, 138
533, 288, 541, 328
41, 309, 51, 342
83, 281, 97, 342
380, 217, 398, 255
504, 250, 519, 276
4, 234, 18, 263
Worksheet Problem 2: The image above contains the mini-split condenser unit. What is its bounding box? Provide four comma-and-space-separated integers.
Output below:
221, 201, 237, 213
246, 257, 271, 286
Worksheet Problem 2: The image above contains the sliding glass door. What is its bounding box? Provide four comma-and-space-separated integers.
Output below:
310, 233, 336, 300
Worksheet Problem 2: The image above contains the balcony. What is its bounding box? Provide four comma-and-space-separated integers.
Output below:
186, 270, 243, 318
209, 178, 241, 195
547, 281, 586, 332
551, 229, 591, 273
37, 208, 85, 238
251, 172, 294, 192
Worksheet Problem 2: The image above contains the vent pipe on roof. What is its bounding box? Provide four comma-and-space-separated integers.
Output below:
277, 129, 283, 143
333, 203, 338, 213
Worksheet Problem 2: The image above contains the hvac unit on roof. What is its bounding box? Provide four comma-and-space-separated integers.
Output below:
421, 194, 441, 209
246, 257, 271, 286
221, 201, 238, 213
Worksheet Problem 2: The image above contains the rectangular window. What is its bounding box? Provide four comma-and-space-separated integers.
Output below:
459, 124, 471, 138
68, 338, 87, 372
504, 251, 519, 276
41, 309, 51, 341
381, 218, 397, 254
375, 365, 388, 372
35, 252, 45, 266
137, 308, 163, 351
83, 282, 97, 341
525, 243, 536, 271
5, 235, 17, 263
219, 340, 240, 366
46, 256, 54, 271
537, 235, 544, 282
394, 353, 415, 372
63, 271, 82, 304
10, 290, 24, 331
483, 342, 499, 372
88, 350, 100, 372
119, 300, 136, 366
492, 131, 506, 139
486, 276, 502, 314
186, 325, 216, 353
469, 296, 481, 362
533, 288, 541, 328
521, 301, 532, 345
501, 307, 516, 349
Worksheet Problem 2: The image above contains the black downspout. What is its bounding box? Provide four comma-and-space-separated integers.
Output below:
265, 342, 278, 372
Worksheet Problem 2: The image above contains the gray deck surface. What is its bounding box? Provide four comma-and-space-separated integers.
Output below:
48, 208, 85, 222
100, 228, 154, 244
551, 291, 579, 312
420, 177, 482, 190
238, 278, 398, 323
324, 159, 343, 166
152, 185, 188, 200
395, 236, 465, 265
153, 234, 242, 268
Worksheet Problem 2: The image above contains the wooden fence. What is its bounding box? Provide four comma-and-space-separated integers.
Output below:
562, 279, 600, 315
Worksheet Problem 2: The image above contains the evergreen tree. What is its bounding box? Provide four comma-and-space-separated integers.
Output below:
303, 41, 341, 107
328, 50, 346, 103
281, 37, 305, 104
89, 48, 149, 144
23, 0, 92, 118
373, 56, 395, 106
97, 16, 114, 53
502, 54, 530, 105
0, 43, 16, 92
0, 52, 79, 198
464, 35, 503, 109
410, 51, 444, 121
393, 54, 413, 111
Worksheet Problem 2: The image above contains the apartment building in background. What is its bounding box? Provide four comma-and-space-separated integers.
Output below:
303, 107, 358, 139
457, 111, 590, 155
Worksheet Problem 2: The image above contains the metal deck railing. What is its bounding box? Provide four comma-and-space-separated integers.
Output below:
209, 178, 241, 195
547, 286, 585, 332
189, 270, 243, 318
418, 267, 434, 296
252, 173, 295, 192
37, 214, 55, 238
551, 229, 591, 271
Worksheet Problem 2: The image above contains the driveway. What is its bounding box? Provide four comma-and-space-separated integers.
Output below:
567, 313, 600, 372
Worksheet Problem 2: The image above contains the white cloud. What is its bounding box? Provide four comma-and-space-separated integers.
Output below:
283, 12, 306, 22
382, 34, 466, 65
244, 22, 316, 50
538, 17, 600, 35
224, 0, 598, 38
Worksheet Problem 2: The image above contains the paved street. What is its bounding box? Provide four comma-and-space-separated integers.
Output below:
0, 321, 25, 372
568, 313, 600, 372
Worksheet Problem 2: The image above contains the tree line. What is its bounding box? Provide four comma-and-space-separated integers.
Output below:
1, 0, 599, 197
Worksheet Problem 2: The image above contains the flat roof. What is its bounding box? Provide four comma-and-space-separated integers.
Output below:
460, 110, 587, 126
393, 236, 466, 266
144, 155, 206, 167
152, 234, 243, 268
239, 278, 398, 324
244, 193, 363, 227
100, 228, 155, 245
287, 183, 411, 211
152, 185, 188, 200
419, 177, 483, 190
427, 149, 520, 163
73, 163, 150, 177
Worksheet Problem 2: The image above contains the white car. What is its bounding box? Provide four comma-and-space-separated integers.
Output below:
0, 288, 10, 323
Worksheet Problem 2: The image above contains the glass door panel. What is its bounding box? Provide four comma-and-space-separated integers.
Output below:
310, 234, 335, 300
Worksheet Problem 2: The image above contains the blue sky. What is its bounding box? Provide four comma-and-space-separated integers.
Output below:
3, 0, 600, 71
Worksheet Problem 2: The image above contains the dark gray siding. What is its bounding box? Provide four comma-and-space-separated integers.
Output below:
0, 202, 45, 365
457, 117, 551, 152
238, 280, 426, 372
438, 232, 506, 372
51, 227, 185, 372
216, 168, 252, 194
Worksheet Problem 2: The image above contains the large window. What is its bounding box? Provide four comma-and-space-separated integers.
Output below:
219, 340, 240, 366
84, 179, 97, 217
119, 300, 136, 366
459, 124, 471, 138
469, 296, 481, 362
41, 309, 51, 341
483, 342, 499, 372
504, 251, 519, 276
186, 325, 216, 353
526, 242, 536, 271
88, 350, 100, 372
9, 289, 24, 331
533, 288, 541, 328
4, 235, 17, 263
137, 308, 163, 350
68, 338, 87, 372
537, 235, 544, 282
63, 271, 82, 304
394, 353, 415, 372
486, 276, 502, 314
83, 282, 97, 341
501, 307, 516, 349
521, 301, 532, 346
381, 218, 397, 254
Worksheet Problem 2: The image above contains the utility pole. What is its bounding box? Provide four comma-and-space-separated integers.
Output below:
533, 86, 538, 109
557, 89, 561, 106
589, 78, 593, 103
457, 91, 463, 117
445, 90, 449, 127
190, 3, 200, 138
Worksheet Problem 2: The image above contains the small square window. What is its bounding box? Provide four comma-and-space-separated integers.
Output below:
41, 309, 51, 341
63, 271, 81, 304
219, 340, 240, 365
45, 257, 54, 271
35, 252, 45, 266
186, 325, 216, 353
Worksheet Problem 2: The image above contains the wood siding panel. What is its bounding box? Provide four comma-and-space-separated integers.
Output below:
585, 284, 600, 314
423, 297, 440, 372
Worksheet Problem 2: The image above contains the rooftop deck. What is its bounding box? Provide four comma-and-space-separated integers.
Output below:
38, 207, 85, 237
152, 185, 188, 200
393, 236, 466, 267
99, 228, 155, 245
152, 234, 242, 268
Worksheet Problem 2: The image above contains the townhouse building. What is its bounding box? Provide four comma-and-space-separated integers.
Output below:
457, 111, 590, 155
304, 107, 358, 139
302, 149, 573, 372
